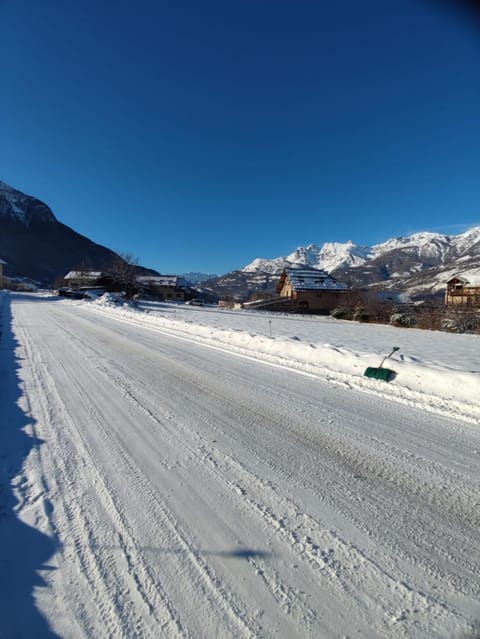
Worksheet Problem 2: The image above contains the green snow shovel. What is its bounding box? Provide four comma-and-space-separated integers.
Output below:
364, 346, 399, 382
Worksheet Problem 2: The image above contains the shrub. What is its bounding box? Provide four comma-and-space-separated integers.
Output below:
330, 307, 349, 319
390, 312, 416, 327
353, 307, 370, 322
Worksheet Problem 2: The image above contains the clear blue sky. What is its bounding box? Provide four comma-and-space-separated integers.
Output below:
2, 1, 479, 275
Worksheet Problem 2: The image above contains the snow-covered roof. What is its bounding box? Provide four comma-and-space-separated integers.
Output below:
0, 258, 6, 265
65, 271, 103, 280
447, 270, 480, 287
282, 267, 348, 291
136, 275, 185, 287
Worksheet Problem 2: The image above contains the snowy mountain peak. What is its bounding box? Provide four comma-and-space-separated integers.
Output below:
285, 244, 323, 267
372, 231, 447, 254
0, 180, 14, 191
316, 241, 372, 272
242, 256, 288, 274
242, 226, 480, 277
0, 181, 31, 223
0, 180, 57, 225
372, 227, 480, 263
243, 240, 372, 274
453, 226, 480, 254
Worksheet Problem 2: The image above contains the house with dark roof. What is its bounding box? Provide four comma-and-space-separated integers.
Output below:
64, 270, 105, 288
276, 266, 348, 312
445, 273, 480, 307
136, 275, 187, 301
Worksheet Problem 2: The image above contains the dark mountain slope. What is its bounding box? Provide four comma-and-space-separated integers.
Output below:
0, 181, 152, 284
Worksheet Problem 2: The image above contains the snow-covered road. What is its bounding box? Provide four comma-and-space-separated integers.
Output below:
2, 293, 480, 638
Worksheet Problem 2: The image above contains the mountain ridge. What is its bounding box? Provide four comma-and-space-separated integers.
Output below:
201, 226, 480, 301
2, 179, 479, 300
241, 227, 480, 274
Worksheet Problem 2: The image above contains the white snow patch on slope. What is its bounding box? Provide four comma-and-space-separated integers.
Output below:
0, 181, 29, 223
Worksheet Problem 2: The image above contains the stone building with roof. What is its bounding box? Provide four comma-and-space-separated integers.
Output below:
276, 266, 348, 312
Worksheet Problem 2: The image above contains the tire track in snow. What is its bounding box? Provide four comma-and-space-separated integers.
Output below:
53, 302, 480, 636
193, 445, 458, 635
12, 297, 480, 638
47, 307, 468, 637
44, 308, 341, 637
16, 325, 129, 637
174, 362, 480, 603
53, 323, 287, 637
40, 307, 261, 638
15, 315, 187, 638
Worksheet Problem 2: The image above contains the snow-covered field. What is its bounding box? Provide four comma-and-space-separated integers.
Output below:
1, 292, 479, 638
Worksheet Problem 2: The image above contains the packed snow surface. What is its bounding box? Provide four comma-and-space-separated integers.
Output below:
1, 292, 479, 638
103, 294, 480, 425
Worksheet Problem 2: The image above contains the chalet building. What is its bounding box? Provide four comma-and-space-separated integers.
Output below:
445, 275, 480, 307
136, 275, 186, 301
0, 258, 6, 288
276, 266, 348, 312
64, 270, 104, 288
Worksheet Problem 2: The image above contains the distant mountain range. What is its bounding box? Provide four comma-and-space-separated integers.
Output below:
2, 179, 479, 300
181, 272, 218, 285
0, 180, 157, 285
199, 228, 480, 302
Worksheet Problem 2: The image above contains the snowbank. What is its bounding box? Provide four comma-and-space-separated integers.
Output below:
81, 296, 480, 424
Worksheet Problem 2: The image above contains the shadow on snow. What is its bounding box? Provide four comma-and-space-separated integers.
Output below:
0, 293, 61, 638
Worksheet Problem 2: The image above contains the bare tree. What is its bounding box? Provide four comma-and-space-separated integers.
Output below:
416, 304, 444, 331
332, 288, 394, 323
107, 252, 140, 299
331, 288, 365, 319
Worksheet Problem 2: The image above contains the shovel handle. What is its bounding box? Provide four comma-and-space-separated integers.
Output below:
378, 347, 400, 368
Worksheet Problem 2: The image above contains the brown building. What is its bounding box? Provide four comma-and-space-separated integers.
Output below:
136, 275, 186, 301
445, 275, 480, 307
276, 266, 348, 312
